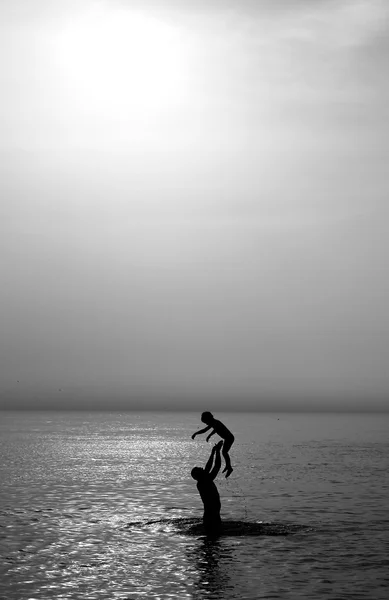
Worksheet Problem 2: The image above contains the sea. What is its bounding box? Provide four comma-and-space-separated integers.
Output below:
0, 410, 388, 600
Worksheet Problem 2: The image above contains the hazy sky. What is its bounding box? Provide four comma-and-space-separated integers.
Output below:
1, 0, 388, 410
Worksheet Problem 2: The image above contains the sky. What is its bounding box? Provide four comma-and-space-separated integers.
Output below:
1, 0, 388, 411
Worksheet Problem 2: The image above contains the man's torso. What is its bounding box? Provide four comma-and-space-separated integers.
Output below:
197, 477, 220, 512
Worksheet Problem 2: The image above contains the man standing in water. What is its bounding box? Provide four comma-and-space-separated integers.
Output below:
191, 440, 223, 535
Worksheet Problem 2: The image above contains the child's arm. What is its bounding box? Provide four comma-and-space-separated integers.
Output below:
206, 429, 216, 442
191, 425, 211, 440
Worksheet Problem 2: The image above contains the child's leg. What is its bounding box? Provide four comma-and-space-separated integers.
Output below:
221, 436, 234, 472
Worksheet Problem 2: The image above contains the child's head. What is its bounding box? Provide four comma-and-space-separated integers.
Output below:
191, 467, 204, 481
201, 411, 214, 424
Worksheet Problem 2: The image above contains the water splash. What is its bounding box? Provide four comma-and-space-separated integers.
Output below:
124, 516, 310, 537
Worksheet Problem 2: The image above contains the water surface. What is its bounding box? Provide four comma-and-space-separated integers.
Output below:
1, 411, 388, 599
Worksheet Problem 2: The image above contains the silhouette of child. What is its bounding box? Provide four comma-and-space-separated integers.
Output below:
192, 411, 235, 477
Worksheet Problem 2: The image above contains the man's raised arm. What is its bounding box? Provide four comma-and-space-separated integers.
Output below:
209, 442, 222, 480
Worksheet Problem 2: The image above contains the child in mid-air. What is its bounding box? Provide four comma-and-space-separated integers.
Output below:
192, 411, 235, 478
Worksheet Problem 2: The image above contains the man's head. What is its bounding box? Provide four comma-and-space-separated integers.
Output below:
191, 467, 205, 481
201, 411, 213, 424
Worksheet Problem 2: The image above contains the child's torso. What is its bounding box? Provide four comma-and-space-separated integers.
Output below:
212, 419, 232, 438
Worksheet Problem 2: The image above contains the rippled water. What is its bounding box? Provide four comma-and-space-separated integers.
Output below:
1, 411, 388, 599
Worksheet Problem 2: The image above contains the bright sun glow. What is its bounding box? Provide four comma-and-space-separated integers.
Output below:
56, 6, 187, 120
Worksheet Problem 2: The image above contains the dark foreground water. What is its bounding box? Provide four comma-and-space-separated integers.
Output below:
0, 411, 388, 599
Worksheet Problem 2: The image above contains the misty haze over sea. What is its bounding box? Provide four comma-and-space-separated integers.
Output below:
1, 391, 389, 413
1, 0, 389, 415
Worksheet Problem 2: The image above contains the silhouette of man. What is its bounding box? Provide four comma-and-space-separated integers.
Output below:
191, 440, 223, 535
